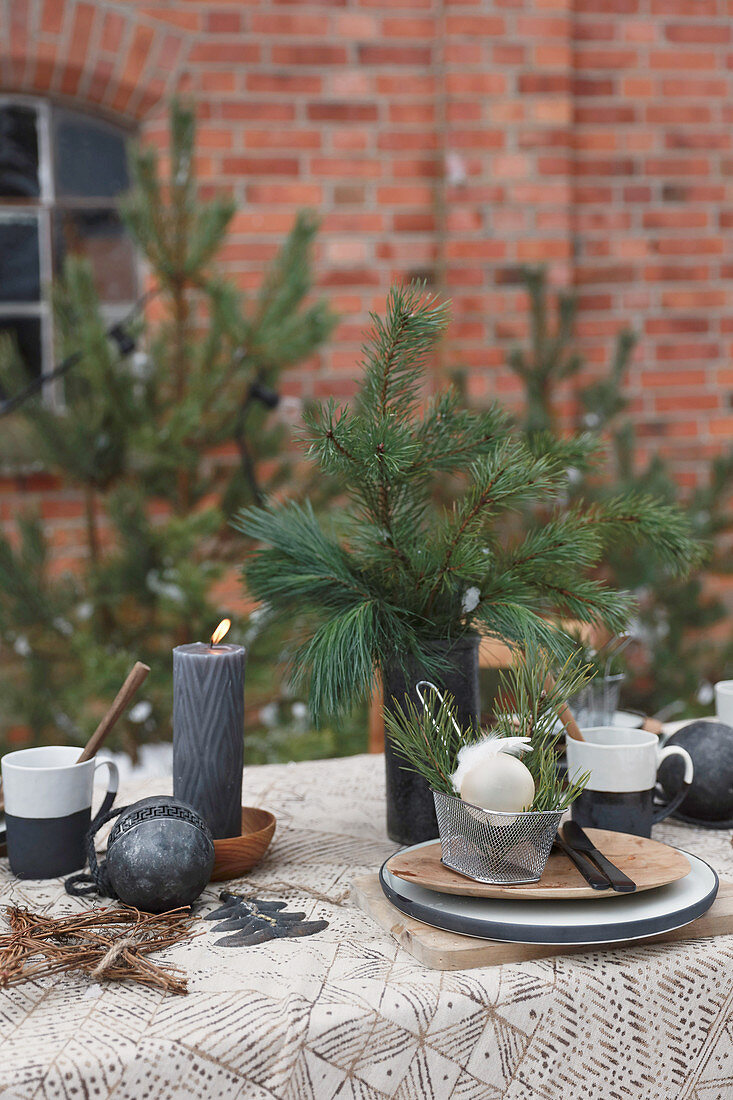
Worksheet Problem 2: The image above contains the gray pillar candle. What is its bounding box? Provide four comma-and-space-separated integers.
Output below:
172, 635, 246, 840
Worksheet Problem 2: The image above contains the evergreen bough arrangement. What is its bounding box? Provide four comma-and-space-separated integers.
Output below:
383, 647, 591, 813
236, 282, 702, 723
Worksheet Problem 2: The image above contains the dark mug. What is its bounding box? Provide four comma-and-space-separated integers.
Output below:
1, 746, 118, 878
565, 726, 693, 838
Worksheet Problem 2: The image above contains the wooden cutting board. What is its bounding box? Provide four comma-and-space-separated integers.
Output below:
352, 875, 733, 971
386, 829, 690, 900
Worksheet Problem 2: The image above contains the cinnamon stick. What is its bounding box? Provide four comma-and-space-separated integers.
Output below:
77, 661, 150, 762
544, 672, 585, 742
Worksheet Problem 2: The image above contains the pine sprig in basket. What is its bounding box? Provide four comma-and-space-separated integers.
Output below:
384, 647, 591, 813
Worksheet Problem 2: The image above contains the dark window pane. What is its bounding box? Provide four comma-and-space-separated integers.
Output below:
0, 105, 39, 199
54, 110, 129, 199
53, 209, 136, 301
0, 315, 42, 381
0, 217, 40, 302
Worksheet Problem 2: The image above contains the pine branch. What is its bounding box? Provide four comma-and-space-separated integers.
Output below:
410, 393, 511, 476
383, 689, 471, 796
291, 601, 380, 722
425, 444, 566, 610
326, 428, 357, 464
583, 495, 705, 576
237, 501, 374, 611
359, 282, 450, 420
474, 603, 571, 655
493, 646, 592, 811
238, 278, 702, 723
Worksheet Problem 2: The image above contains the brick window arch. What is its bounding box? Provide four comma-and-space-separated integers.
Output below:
0, 96, 138, 403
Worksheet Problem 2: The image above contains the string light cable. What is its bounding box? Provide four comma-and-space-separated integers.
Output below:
0, 289, 281, 505
0, 286, 160, 419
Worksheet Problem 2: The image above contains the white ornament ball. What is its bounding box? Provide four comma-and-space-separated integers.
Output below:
460, 754, 535, 813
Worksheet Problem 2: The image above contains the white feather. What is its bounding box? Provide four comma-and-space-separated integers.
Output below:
450, 735, 532, 795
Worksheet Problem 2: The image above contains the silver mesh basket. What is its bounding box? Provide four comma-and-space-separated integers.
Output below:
433, 790, 563, 885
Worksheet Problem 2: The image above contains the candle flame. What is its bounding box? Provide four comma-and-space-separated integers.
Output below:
211, 618, 231, 646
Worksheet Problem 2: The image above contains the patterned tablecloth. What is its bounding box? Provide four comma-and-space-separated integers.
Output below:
1, 752, 732, 1100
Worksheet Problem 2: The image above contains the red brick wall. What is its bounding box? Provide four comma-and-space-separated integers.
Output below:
1, 0, 731, 561
573, 0, 733, 488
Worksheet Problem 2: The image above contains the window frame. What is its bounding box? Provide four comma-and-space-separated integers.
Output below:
0, 95, 139, 408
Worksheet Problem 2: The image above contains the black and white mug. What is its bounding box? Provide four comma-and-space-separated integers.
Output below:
1, 746, 118, 878
565, 726, 694, 838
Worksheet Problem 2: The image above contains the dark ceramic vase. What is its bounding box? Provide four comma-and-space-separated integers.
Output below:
382, 633, 480, 845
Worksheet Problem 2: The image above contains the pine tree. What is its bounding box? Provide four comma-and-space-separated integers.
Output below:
508, 266, 733, 714
235, 282, 702, 724
508, 266, 637, 440
0, 101, 334, 754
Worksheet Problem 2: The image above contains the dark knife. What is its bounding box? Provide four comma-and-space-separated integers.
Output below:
563, 821, 637, 893
553, 831, 611, 891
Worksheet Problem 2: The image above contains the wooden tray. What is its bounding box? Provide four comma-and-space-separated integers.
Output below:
211, 807, 276, 882
352, 875, 733, 971
386, 829, 690, 900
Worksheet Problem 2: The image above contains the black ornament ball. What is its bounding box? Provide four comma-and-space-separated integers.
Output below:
658, 720, 733, 824
106, 796, 215, 912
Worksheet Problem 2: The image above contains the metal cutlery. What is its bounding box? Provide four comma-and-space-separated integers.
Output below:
553, 830, 611, 891
563, 821, 637, 893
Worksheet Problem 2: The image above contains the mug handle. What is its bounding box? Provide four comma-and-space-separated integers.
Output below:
652, 745, 694, 824
91, 758, 119, 825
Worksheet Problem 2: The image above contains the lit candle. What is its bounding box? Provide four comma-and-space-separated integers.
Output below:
172, 619, 246, 839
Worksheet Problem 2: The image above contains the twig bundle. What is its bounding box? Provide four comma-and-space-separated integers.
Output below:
0, 905, 194, 995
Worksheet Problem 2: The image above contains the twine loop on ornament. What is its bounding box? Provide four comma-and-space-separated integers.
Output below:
65, 803, 131, 899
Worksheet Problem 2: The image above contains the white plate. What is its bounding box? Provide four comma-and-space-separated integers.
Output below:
379, 848, 718, 945
613, 710, 645, 729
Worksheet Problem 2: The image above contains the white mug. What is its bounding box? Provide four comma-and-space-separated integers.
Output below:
566, 726, 693, 837
714, 680, 733, 726
1, 746, 118, 879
